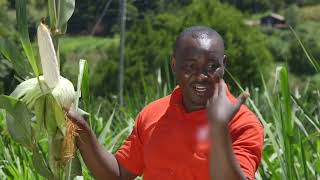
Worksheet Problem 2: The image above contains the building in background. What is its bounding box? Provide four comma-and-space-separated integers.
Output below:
260, 13, 287, 29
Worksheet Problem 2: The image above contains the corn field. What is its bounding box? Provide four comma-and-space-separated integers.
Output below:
0, 62, 319, 180
0, 0, 319, 180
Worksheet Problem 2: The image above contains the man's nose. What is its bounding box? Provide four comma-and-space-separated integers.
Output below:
194, 69, 209, 81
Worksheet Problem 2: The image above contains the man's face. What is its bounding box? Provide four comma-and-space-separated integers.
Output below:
172, 35, 225, 112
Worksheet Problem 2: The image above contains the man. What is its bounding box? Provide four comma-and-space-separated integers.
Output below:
68, 26, 264, 180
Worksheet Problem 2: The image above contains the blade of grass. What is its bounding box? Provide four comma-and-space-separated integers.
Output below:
299, 131, 309, 180
261, 73, 284, 147
291, 95, 320, 132
98, 108, 116, 144
278, 65, 294, 180
81, 59, 90, 111
279, 66, 293, 135
75, 59, 87, 110
289, 25, 319, 72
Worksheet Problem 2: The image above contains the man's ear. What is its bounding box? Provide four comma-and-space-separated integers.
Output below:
222, 55, 227, 67
171, 56, 177, 74
219, 55, 227, 78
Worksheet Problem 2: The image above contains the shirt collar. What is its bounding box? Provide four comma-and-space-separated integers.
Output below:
170, 85, 207, 118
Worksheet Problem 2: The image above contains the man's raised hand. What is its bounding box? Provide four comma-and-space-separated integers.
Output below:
206, 79, 249, 126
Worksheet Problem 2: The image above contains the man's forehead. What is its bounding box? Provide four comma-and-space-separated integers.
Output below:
176, 35, 224, 55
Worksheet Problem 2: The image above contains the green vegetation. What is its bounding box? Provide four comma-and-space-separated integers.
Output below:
301, 4, 320, 21
0, 61, 319, 179
59, 36, 119, 96
0, 0, 319, 179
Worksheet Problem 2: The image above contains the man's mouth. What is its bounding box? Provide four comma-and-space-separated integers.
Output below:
192, 84, 209, 95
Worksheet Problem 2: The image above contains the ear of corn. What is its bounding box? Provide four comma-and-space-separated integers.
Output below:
37, 22, 60, 89
52, 76, 76, 110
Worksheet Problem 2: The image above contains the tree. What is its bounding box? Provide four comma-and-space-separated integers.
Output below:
284, 4, 301, 28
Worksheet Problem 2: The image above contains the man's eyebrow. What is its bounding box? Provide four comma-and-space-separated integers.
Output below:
180, 57, 197, 62
208, 53, 223, 61
208, 60, 220, 64
206, 56, 220, 62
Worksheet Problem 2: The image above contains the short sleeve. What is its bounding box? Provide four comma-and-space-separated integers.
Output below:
230, 113, 264, 180
115, 113, 145, 176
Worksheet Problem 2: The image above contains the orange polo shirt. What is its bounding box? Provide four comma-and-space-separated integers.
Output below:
115, 86, 264, 180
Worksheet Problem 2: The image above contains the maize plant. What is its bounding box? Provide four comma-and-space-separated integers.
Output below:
0, 21, 86, 179
0, 0, 88, 179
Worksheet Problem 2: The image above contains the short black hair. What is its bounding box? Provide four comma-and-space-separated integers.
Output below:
174, 26, 224, 54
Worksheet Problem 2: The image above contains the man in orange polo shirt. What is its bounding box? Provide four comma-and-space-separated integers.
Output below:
68, 26, 264, 180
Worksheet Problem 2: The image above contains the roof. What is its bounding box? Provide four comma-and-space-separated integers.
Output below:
263, 13, 285, 21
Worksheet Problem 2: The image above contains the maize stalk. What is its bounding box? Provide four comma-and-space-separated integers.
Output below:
8, 22, 80, 179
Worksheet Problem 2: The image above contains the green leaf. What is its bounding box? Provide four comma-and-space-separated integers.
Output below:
75, 59, 86, 110
65, 154, 82, 180
278, 65, 295, 180
299, 132, 309, 180
98, 109, 115, 144
279, 66, 293, 135
81, 59, 90, 111
48, 0, 57, 29
60, 23, 68, 34
0, 38, 31, 77
58, 0, 75, 33
45, 95, 58, 136
16, 0, 40, 76
32, 146, 54, 178
34, 96, 46, 140
77, 59, 92, 126
45, 95, 66, 136
0, 95, 32, 148
48, 132, 64, 178
317, 140, 320, 174
52, 96, 66, 135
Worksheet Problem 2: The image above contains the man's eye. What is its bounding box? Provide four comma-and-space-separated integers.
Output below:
209, 64, 220, 70
189, 64, 195, 68
184, 63, 194, 69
